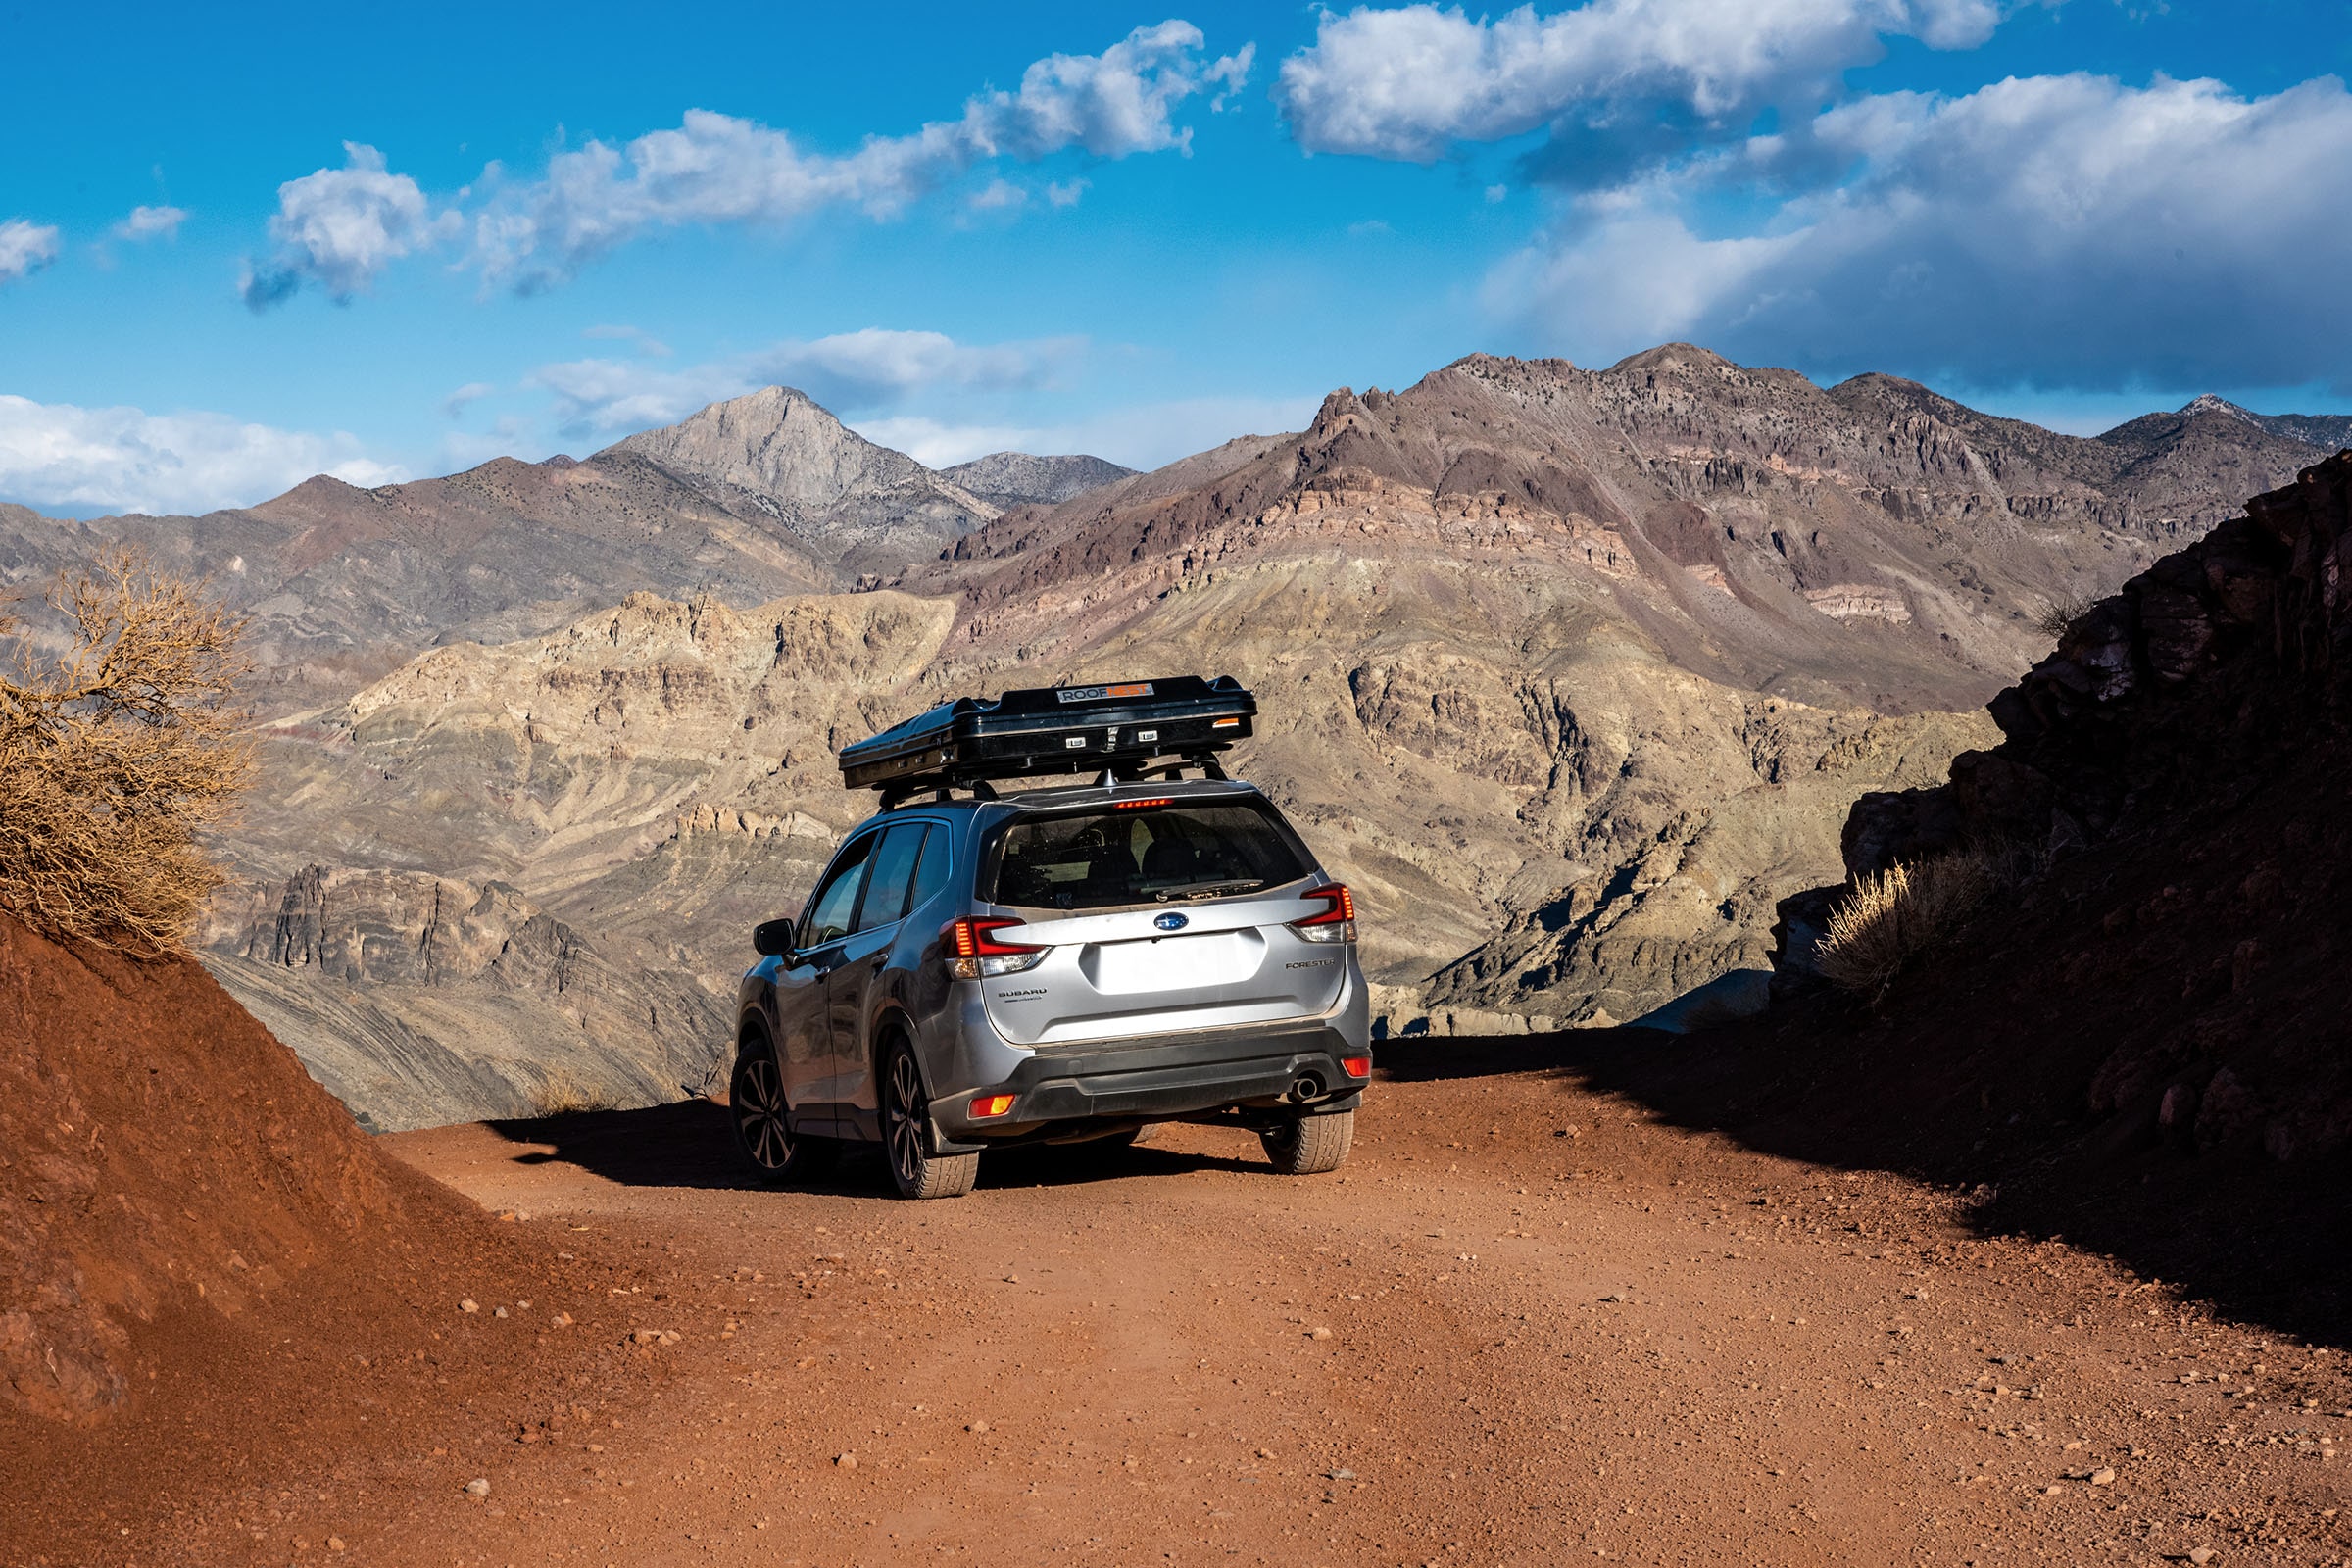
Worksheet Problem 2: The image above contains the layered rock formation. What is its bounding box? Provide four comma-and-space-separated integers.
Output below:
13, 348, 2328, 1125
202, 866, 730, 1132
895, 347, 2331, 1025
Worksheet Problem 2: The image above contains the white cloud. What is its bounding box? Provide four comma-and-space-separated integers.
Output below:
115, 204, 187, 241
442, 381, 496, 418
863, 393, 1322, 472
0, 220, 61, 286
1277, 0, 2003, 164
241, 143, 458, 309
471, 22, 1250, 291
1493, 72, 2352, 389
0, 394, 406, 516
532, 328, 1083, 436
1047, 179, 1091, 208
969, 178, 1029, 212
848, 416, 1050, 468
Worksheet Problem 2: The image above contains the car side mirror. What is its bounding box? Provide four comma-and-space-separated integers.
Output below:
752, 918, 796, 957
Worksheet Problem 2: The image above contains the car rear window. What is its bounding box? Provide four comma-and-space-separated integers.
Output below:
985, 800, 1309, 911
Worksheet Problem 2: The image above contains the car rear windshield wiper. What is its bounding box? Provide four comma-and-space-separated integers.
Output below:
1152, 879, 1266, 902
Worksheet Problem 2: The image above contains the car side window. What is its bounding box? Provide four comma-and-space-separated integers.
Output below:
906, 824, 950, 917
855, 822, 929, 933
802, 833, 877, 949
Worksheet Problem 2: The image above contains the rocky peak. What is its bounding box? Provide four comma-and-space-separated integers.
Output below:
940, 451, 1136, 510
2180, 392, 2258, 424
603, 385, 933, 514
1607, 342, 1737, 376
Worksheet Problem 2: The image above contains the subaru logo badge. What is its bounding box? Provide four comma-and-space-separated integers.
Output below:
1154, 911, 1189, 932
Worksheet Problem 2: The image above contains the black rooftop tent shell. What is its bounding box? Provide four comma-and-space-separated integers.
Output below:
838, 676, 1256, 798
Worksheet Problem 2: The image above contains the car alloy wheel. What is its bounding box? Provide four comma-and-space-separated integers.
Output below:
879, 1038, 980, 1200
885, 1050, 927, 1188
734, 1053, 792, 1171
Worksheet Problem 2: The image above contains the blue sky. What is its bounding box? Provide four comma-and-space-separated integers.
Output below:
3, 1, 2349, 515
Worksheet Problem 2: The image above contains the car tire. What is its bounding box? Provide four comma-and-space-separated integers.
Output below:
729, 1042, 837, 1186
1261, 1109, 1353, 1175
880, 1036, 980, 1200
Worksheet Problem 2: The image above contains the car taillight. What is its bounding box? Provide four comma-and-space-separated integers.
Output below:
1291, 884, 1356, 944
1341, 1055, 1372, 1079
942, 916, 1048, 979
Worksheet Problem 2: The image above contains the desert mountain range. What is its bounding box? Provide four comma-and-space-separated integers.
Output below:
8, 346, 2340, 1129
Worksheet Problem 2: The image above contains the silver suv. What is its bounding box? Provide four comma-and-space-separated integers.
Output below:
727, 778, 1370, 1198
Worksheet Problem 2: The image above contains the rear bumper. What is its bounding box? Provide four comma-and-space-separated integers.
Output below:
932, 1019, 1368, 1150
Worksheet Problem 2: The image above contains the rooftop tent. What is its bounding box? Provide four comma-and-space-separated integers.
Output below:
838, 676, 1256, 799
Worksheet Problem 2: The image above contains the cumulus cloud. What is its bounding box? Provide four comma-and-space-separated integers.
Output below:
1491, 72, 2352, 389
0, 395, 406, 515
240, 143, 458, 309
1277, 0, 2003, 172
471, 22, 1250, 290
532, 328, 1082, 436
115, 205, 188, 241
0, 220, 62, 286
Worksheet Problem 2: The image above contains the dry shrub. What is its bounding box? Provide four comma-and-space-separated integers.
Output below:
2034, 589, 2100, 640
1815, 850, 2000, 1002
0, 551, 253, 953
531, 1067, 620, 1118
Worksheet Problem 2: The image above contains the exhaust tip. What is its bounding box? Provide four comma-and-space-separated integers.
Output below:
1292, 1072, 1325, 1102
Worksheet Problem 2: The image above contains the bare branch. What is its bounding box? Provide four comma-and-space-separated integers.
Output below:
0, 549, 255, 954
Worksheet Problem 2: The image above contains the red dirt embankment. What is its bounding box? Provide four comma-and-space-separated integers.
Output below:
0, 910, 427, 1423
0, 912, 674, 1566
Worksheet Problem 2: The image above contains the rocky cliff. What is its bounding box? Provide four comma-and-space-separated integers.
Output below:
1629, 449, 2352, 1335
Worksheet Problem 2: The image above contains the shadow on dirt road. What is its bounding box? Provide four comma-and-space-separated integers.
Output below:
1383, 1024, 2352, 1346
483, 1099, 1265, 1197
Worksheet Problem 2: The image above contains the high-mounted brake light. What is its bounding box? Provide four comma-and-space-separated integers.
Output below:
942, 916, 1048, 980
1113, 797, 1174, 809
1291, 883, 1357, 944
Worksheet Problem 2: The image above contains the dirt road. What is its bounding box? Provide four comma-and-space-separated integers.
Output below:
337, 1047, 2344, 1568
27, 1043, 2348, 1567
